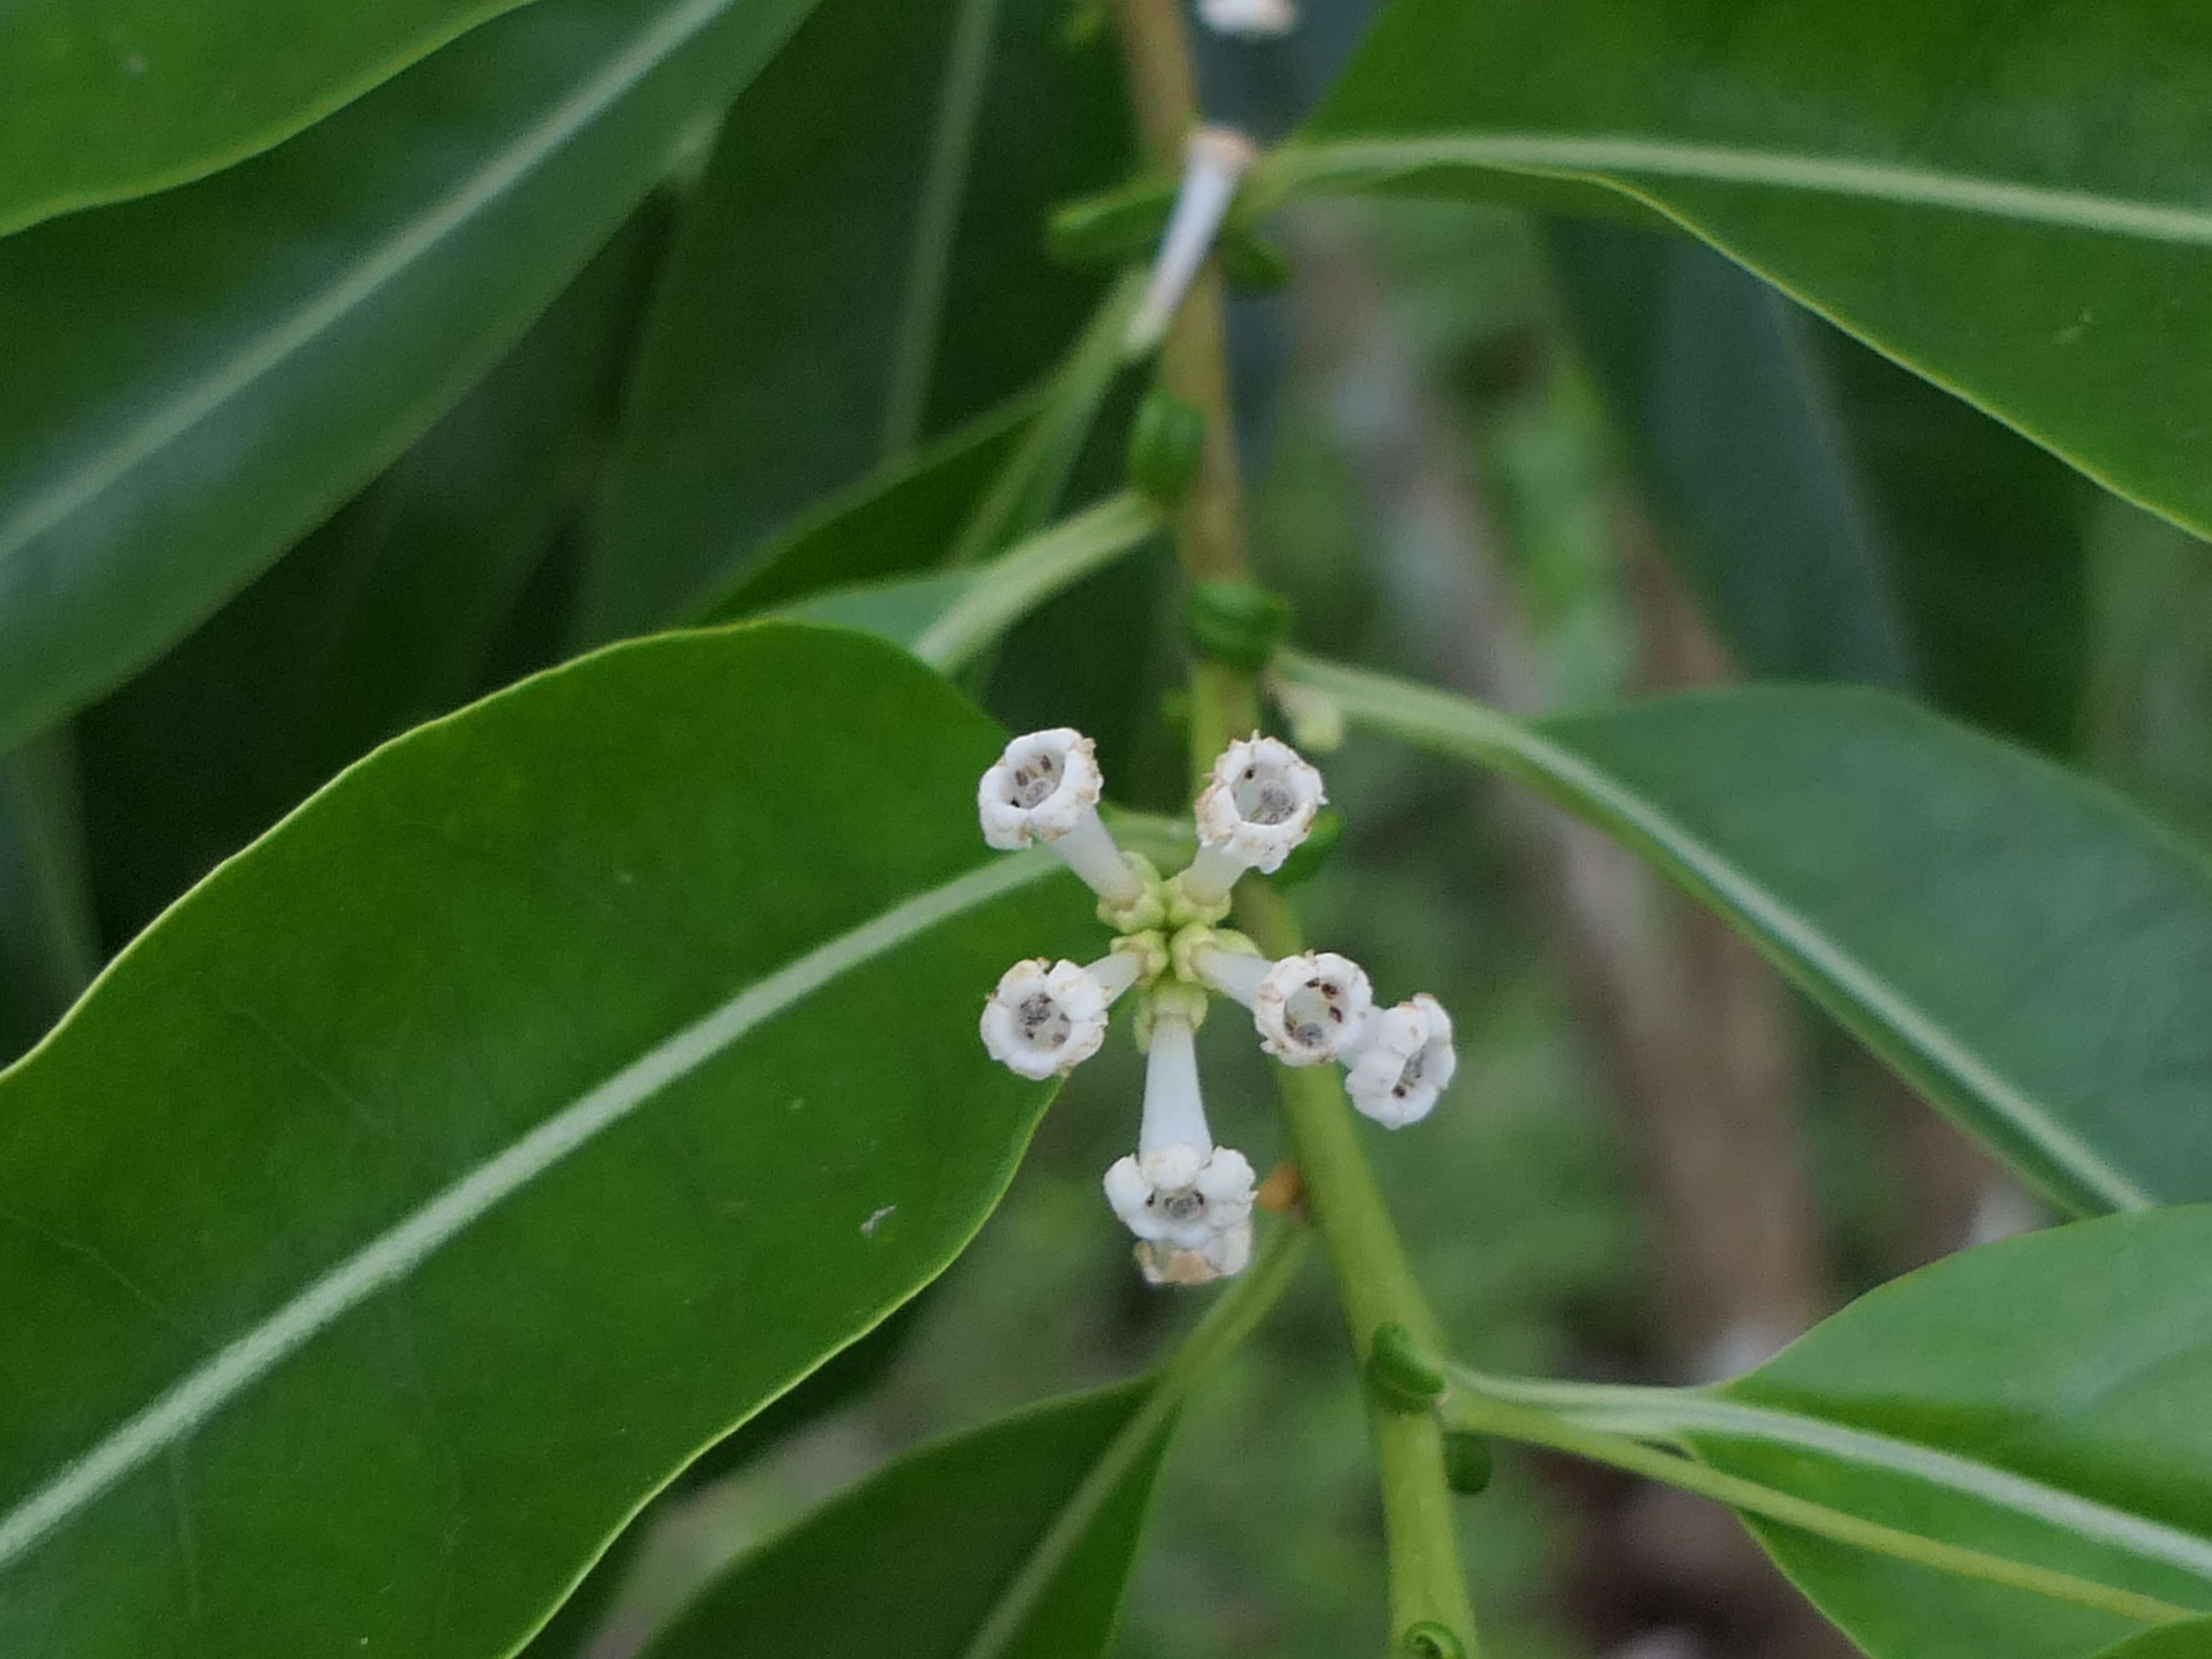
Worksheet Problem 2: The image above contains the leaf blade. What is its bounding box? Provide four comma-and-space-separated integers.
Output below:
578, 0, 1130, 640
1285, 656, 2212, 1212
1275, 0, 2212, 543
0, 625, 1098, 1659
0, 0, 544, 238
0, 0, 818, 754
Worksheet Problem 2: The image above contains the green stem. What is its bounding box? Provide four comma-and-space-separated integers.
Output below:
960, 1226, 1310, 1659
1103, 1, 1478, 1649
1242, 887, 1478, 1654
1441, 1387, 2195, 1629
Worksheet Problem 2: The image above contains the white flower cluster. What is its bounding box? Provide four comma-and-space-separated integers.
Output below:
975, 728, 1458, 1285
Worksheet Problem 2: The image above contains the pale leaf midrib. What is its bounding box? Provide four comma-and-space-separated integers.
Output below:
1528, 1385, 2212, 1586
0, 848, 1054, 1570
1272, 133, 2212, 246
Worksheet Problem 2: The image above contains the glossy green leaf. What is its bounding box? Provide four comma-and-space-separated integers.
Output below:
1824, 321, 2091, 753
1458, 1208, 2212, 1658
578, 0, 1131, 640
1269, 0, 2212, 543
0, 0, 546, 238
75, 203, 672, 945
0, 0, 819, 758
1707, 1209, 2212, 1659
632, 1227, 1303, 1659
773, 493, 1161, 670
1546, 215, 1910, 688
0, 624, 1099, 1659
1548, 216, 2091, 751
0, 732, 99, 1065
2089, 1618, 2212, 1658
698, 397, 1035, 623
1284, 656, 2212, 1214
640, 1385, 1165, 1659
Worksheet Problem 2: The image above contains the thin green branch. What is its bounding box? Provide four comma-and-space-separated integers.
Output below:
1102, 0, 1478, 1648
1241, 889, 1478, 1653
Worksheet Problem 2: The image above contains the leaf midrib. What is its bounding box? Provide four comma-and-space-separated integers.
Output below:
1266, 134, 2212, 246
0, 848, 1055, 1571
1473, 1373, 2212, 1586
0, 0, 745, 569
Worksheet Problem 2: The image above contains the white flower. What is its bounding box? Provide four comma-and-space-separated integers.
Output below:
1125, 126, 1260, 353
1253, 951, 1374, 1066
1186, 931, 1267, 1005
1179, 734, 1326, 903
1104, 1142, 1257, 1249
979, 955, 1138, 1080
1343, 994, 1457, 1127
1104, 1144, 1257, 1285
1099, 1003, 1257, 1283
1134, 1222, 1254, 1285
1197, 0, 1297, 37
977, 727, 1142, 903
978, 727, 1101, 847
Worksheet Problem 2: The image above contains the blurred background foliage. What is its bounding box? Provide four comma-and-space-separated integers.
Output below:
8, 1, 2212, 1657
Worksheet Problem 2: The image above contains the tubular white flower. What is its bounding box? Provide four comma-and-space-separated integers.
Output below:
1343, 994, 1458, 1128
1197, 0, 1297, 37
1253, 951, 1374, 1066
1137, 1009, 1210, 1153
1181, 733, 1327, 902
1100, 1006, 1258, 1282
1088, 946, 1148, 1004
1103, 1142, 1258, 1281
1190, 940, 1268, 1008
1125, 126, 1260, 354
979, 958, 1113, 1080
977, 728, 1142, 904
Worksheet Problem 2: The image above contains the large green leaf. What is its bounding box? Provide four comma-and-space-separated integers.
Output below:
633, 1228, 1305, 1659
1709, 1209, 2212, 1658
0, 624, 1098, 1659
2090, 1619, 2212, 1658
0, 732, 99, 1064
642, 1386, 1165, 1659
0, 0, 539, 238
1456, 1208, 2212, 1659
1267, 0, 2212, 543
1283, 656, 2212, 1214
1545, 217, 1910, 691
698, 396, 1035, 622
75, 203, 673, 945
578, 0, 1130, 640
0, 0, 818, 757
1549, 217, 2091, 752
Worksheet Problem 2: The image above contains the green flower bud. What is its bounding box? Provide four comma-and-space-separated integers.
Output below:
1128, 391, 1207, 506
1442, 1429, 1493, 1495
1402, 1621, 1468, 1659
1182, 578, 1291, 672
1366, 1322, 1446, 1412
